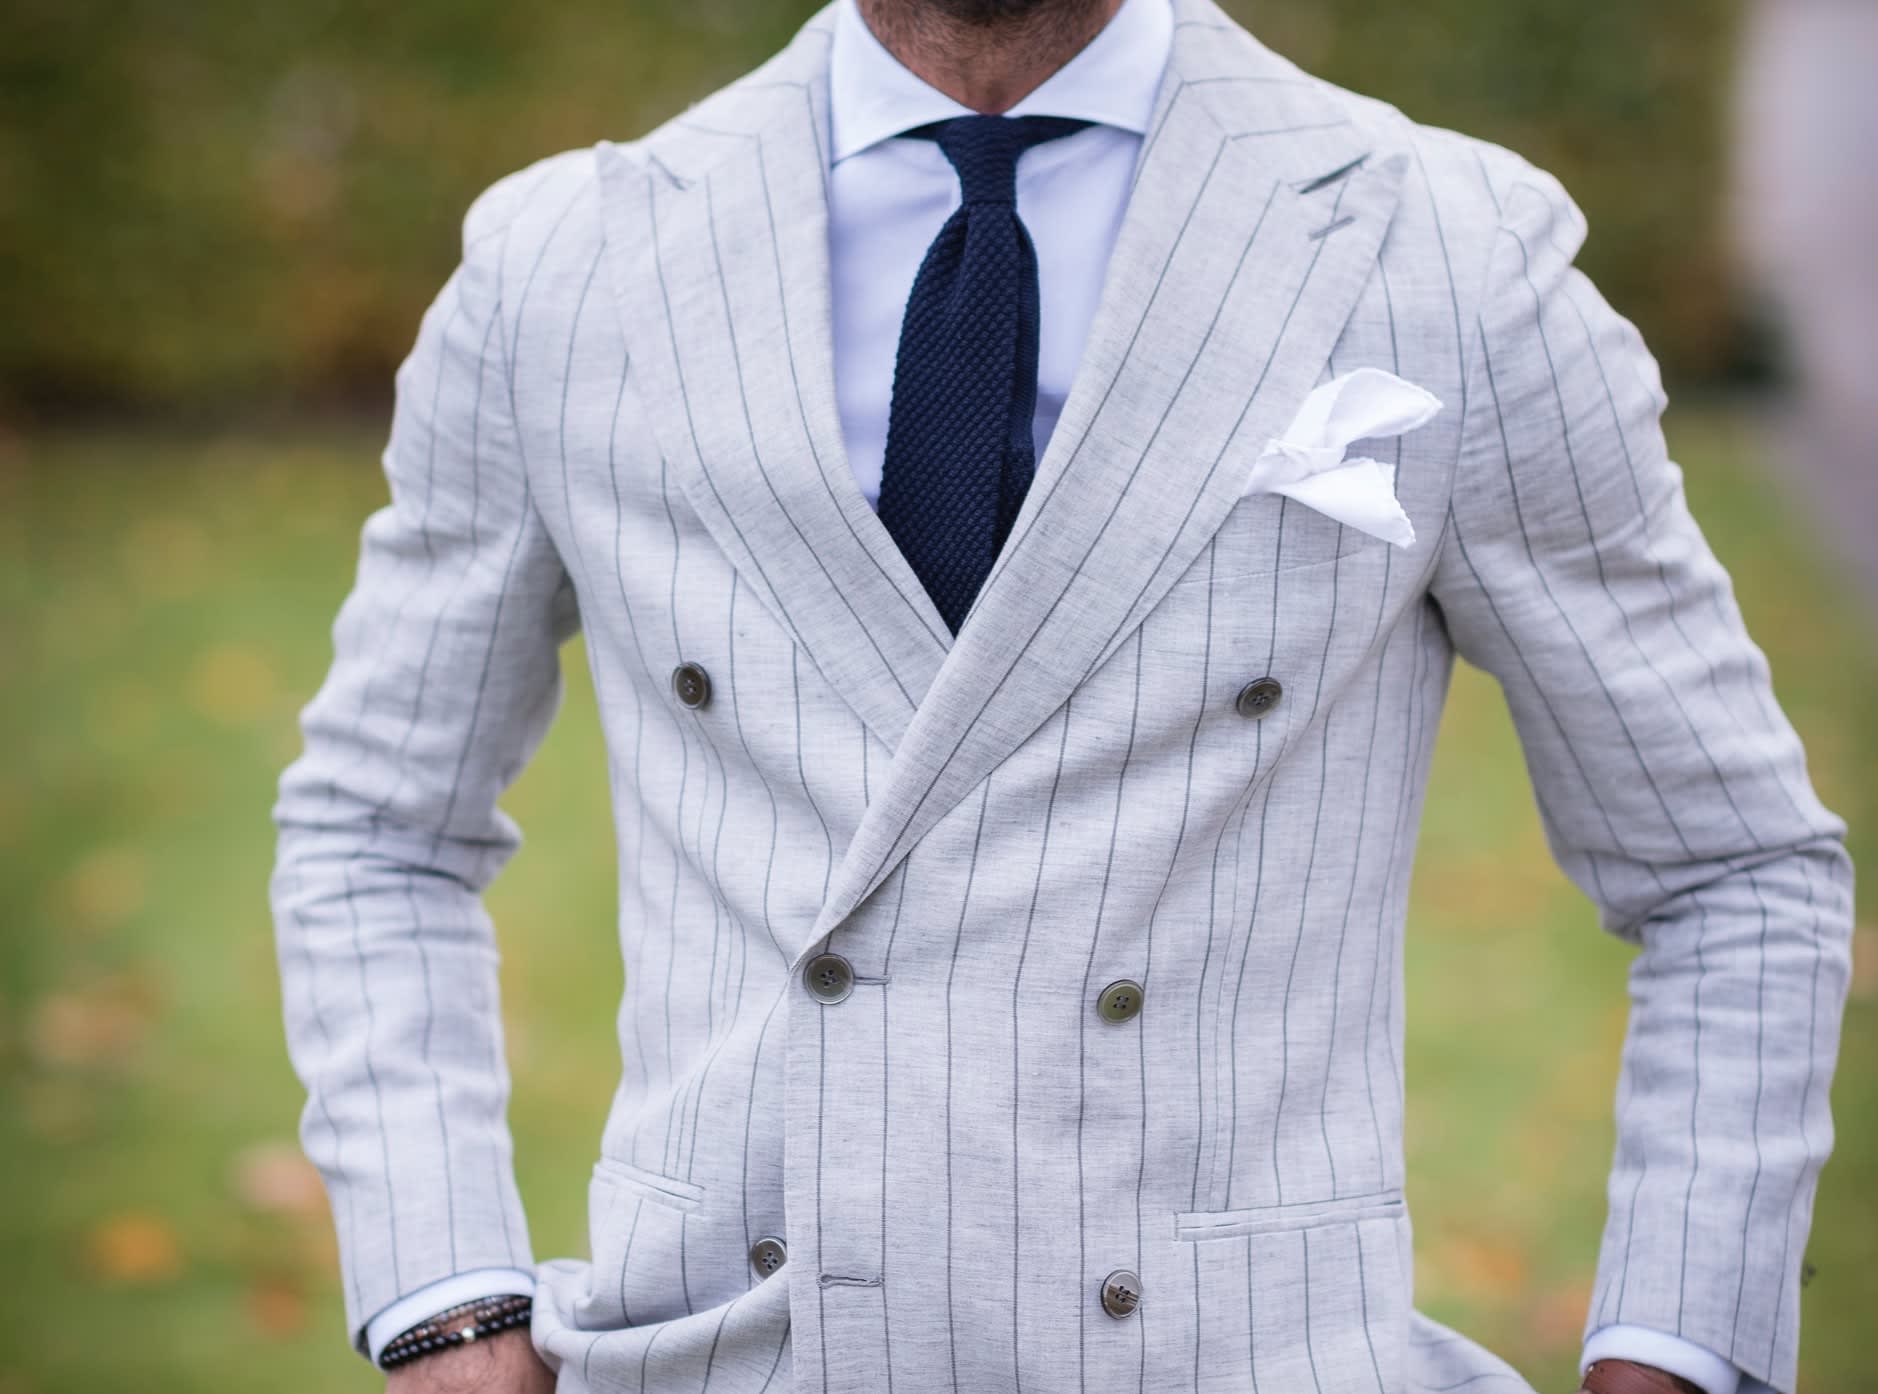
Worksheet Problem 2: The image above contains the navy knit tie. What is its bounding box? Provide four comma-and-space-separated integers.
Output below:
876, 115, 1092, 635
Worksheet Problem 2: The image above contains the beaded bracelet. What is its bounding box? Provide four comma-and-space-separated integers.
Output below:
378, 1293, 534, 1370
379, 1293, 532, 1369
382, 1292, 531, 1348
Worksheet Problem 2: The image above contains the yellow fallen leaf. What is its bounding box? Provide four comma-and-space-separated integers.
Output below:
1424, 1228, 1530, 1303
231, 1141, 326, 1217
247, 1276, 308, 1337
1527, 1275, 1595, 1347
27, 977, 157, 1070
86, 1212, 184, 1284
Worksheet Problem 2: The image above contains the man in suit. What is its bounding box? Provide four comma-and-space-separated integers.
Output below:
268, 0, 1854, 1390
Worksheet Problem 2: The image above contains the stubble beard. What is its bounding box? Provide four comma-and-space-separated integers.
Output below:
918, 0, 1102, 23
856, 0, 1123, 111
868, 0, 1116, 43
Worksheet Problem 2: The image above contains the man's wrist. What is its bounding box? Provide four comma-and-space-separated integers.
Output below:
364, 1268, 539, 1364
1580, 1360, 1704, 1394
1581, 1325, 1741, 1394
379, 1293, 533, 1371
382, 1322, 549, 1391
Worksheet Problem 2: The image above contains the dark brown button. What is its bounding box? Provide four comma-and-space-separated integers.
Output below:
1100, 1268, 1142, 1318
672, 661, 711, 709
1234, 676, 1283, 719
802, 952, 854, 1004
749, 1236, 787, 1276
1096, 979, 1144, 1023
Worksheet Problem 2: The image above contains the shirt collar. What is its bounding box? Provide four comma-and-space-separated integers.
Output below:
828, 0, 1174, 164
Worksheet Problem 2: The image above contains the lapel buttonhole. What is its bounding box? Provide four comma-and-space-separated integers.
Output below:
1295, 152, 1370, 195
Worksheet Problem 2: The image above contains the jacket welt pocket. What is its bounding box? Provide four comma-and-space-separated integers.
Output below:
1173, 1189, 1404, 1242
592, 1155, 707, 1214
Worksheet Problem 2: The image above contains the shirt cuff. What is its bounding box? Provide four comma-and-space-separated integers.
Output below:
362, 1266, 539, 1365
1582, 1326, 1742, 1394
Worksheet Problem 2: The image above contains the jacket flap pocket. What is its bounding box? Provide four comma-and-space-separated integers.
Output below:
592, 1154, 707, 1213
1174, 1189, 1404, 1242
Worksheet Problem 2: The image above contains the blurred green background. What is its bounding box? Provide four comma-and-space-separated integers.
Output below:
1, 0, 1870, 1391
2, 0, 1757, 416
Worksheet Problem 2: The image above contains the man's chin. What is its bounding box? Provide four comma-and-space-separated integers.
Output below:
912, 0, 1098, 28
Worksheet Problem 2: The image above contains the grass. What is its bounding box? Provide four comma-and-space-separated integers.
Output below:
0, 403, 1870, 1392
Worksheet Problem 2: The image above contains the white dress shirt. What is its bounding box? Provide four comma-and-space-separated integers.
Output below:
827, 0, 1169, 509
363, 4, 1750, 1386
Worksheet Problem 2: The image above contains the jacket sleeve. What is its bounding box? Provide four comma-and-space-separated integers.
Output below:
1427, 157, 1854, 1394
268, 169, 581, 1357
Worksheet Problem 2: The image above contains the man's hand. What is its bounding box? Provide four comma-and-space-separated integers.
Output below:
384, 1327, 555, 1394
1577, 1359, 1703, 1394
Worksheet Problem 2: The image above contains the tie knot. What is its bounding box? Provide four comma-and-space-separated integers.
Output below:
910, 114, 1093, 206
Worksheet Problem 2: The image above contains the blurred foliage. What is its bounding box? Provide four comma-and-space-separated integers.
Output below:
1, 0, 1748, 416
0, 406, 1872, 1389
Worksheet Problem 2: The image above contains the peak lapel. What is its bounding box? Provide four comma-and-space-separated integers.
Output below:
797, 0, 1409, 965
591, 11, 952, 755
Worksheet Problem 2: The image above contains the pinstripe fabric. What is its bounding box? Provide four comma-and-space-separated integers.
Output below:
268, 0, 1853, 1389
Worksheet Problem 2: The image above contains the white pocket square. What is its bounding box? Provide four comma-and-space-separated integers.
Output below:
1241, 367, 1443, 549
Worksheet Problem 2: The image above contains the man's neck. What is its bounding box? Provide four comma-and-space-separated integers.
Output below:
855, 0, 1126, 114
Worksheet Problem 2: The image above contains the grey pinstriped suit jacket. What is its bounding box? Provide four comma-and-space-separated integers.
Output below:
268, 1, 1855, 1390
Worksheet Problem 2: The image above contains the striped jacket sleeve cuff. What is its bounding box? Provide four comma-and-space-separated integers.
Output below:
362, 1266, 539, 1364
1583, 1325, 1741, 1394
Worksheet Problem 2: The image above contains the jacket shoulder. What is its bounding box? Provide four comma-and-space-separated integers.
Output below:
460, 145, 601, 255
1311, 75, 1576, 245
1276, 67, 1590, 329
